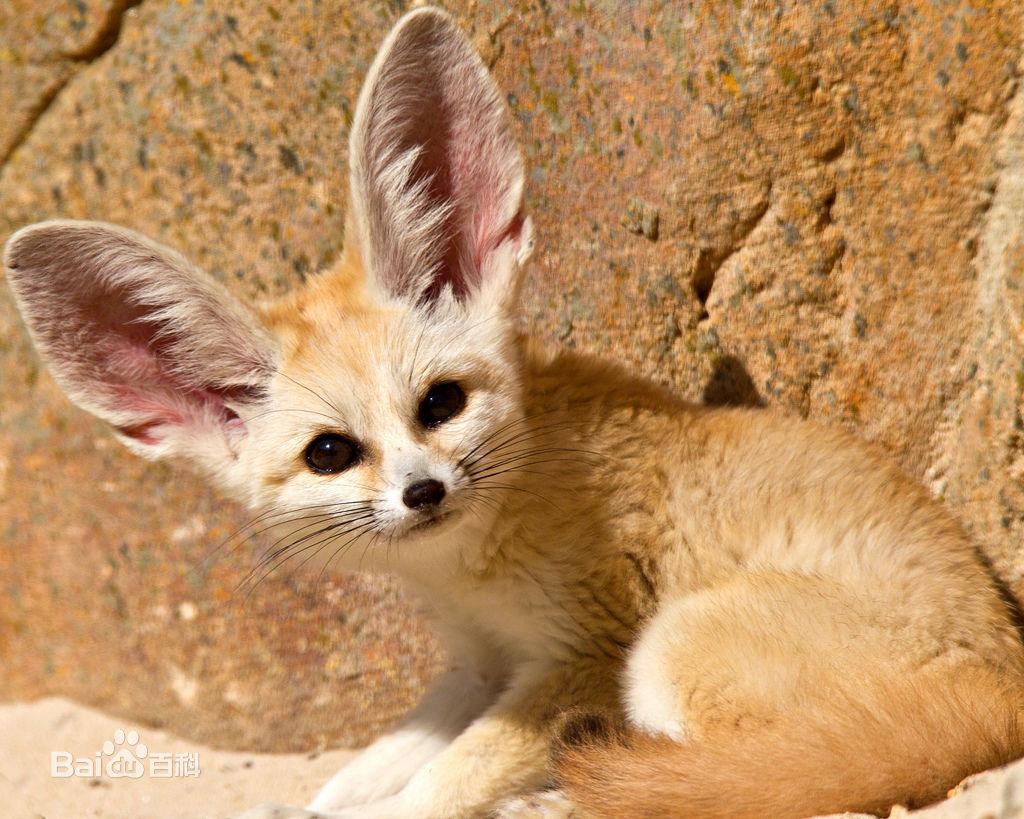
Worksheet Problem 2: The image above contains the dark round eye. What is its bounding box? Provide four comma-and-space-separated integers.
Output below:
418, 382, 466, 428
305, 433, 359, 474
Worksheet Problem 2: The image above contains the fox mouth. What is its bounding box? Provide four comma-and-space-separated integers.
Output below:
408, 508, 458, 534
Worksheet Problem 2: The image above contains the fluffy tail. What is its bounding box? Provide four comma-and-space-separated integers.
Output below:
552, 668, 1024, 818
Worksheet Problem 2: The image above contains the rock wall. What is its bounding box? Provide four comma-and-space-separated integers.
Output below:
1, 0, 1022, 755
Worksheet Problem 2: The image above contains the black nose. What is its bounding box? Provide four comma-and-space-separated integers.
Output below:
403, 478, 446, 509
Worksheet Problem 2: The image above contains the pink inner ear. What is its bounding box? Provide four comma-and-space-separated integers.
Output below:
353, 9, 528, 304
411, 133, 472, 300
112, 385, 241, 445
407, 122, 524, 302
476, 208, 526, 271
62, 281, 253, 446
8, 221, 275, 455
105, 334, 243, 445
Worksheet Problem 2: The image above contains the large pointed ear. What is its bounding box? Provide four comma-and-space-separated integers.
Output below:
3, 220, 278, 491
345, 6, 533, 310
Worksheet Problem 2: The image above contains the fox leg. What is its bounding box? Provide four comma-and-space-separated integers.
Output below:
550, 570, 1024, 819
626, 569, 843, 741
315, 658, 617, 818
307, 667, 494, 810
623, 570, 880, 742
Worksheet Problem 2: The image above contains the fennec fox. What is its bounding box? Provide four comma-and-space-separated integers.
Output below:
5, 7, 1024, 819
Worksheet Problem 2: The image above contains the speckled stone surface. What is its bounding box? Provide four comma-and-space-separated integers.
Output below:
1, 0, 1023, 768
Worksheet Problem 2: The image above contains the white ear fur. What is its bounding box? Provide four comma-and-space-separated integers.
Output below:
3, 220, 278, 491
346, 6, 533, 309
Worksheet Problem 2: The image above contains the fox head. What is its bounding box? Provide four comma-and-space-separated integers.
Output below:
3, 8, 534, 574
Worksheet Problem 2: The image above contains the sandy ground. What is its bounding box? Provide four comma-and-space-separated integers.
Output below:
6, 697, 1024, 819
0, 697, 355, 819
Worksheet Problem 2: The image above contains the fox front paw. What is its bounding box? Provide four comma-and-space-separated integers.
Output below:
494, 789, 579, 818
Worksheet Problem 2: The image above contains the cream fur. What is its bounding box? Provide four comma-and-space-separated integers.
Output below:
4, 7, 1024, 819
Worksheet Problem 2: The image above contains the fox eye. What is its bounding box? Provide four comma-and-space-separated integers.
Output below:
418, 382, 465, 428
305, 433, 359, 474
